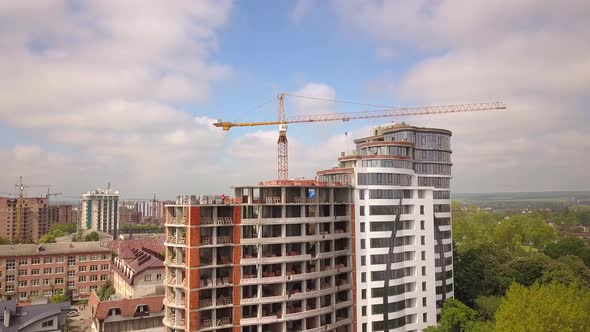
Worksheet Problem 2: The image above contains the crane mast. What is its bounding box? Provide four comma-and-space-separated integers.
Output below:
214, 95, 506, 180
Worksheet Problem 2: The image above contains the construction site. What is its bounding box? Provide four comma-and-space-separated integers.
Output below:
161, 94, 505, 332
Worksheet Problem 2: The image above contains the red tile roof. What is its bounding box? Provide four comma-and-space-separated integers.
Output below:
89, 291, 164, 320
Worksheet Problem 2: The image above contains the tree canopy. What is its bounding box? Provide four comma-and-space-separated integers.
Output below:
495, 282, 590, 332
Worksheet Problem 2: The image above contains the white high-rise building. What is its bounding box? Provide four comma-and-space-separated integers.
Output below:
317, 123, 453, 332
81, 188, 120, 239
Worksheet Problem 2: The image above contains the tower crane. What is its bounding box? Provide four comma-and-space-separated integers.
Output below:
14, 176, 51, 243
214, 93, 506, 180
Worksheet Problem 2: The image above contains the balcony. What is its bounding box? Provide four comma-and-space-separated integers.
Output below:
216, 235, 233, 245
199, 298, 212, 308
201, 216, 213, 225
216, 217, 233, 225
166, 236, 185, 246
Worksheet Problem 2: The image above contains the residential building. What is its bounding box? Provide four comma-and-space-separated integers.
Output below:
0, 300, 70, 332
317, 123, 454, 331
112, 247, 165, 299
0, 242, 112, 303
0, 197, 49, 243
163, 180, 355, 332
81, 188, 120, 239
48, 204, 77, 226
89, 291, 164, 332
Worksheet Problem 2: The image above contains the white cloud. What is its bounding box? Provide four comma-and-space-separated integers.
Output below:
0, 0, 233, 198
290, 0, 316, 24
332, 0, 590, 192
290, 82, 336, 115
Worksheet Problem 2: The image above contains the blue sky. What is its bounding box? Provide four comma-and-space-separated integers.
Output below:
0, 0, 588, 198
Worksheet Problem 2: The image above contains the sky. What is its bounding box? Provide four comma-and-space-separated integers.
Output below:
0, 0, 589, 199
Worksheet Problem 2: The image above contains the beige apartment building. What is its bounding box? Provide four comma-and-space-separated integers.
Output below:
0, 197, 49, 243
112, 247, 165, 299
0, 242, 111, 303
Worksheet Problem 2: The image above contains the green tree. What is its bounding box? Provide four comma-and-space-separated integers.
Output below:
424, 298, 479, 332
495, 282, 590, 332
542, 255, 590, 287
507, 253, 553, 286
84, 231, 99, 242
0, 236, 11, 245
544, 237, 590, 266
50, 290, 68, 303
96, 280, 115, 301
454, 244, 513, 306
473, 296, 501, 322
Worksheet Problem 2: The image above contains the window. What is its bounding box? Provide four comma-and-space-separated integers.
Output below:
6, 275, 15, 282
90, 275, 97, 281
362, 306, 366, 316
422, 282, 426, 291
41, 320, 54, 328
55, 278, 64, 284
361, 256, 366, 266
44, 257, 52, 264
44, 268, 52, 274
30, 290, 39, 296
102, 254, 109, 260
79, 256, 87, 262
101, 274, 108, 281
369, 205, 412, 216
422, 266, 426, 276
135, 305, 149, 314
90, 265, 98, 271
90, 285, 97, 291
79, 287, 87, 293
19, 259, 28, 265
108, 308, 121, 316
56, 257, 64, 263
421, 220, 425, 230
359, 206, 365, 216
31, 280, 39, 286
357, 173, 412, 186
18, 281, 27, 287
101, 264, 109, 270
32, 258, 40, 265
19, 292, 27, 299
363, 323, 367, 332
67, 256, 75, 266
361, 272, 366, 282
67, 281, 75, 287
420, 205, 424, 215
421, 251, 426, 260
144, 274, 152, 282
68, 270, 75, 277
79, 276, 86, 283
360, 222, 365, 232
18, 270, 27, 276
423, 313, 428, 322
156, 274, 162, 281
362, 289, 366, 299
79, 266, 86, 272
90, 255, 98, 261
359, 190, 364, 200
6, 259, 15, 270
361, 239, 365, 249
423, 297, 427, 307
56, 267, 64, 274
44, 279, 50, 285
5, 285, 14, 292
43, 290, 52, 296
421, 236, 425, 245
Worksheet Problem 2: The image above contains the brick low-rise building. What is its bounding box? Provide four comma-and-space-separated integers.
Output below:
0, 242, 112, 303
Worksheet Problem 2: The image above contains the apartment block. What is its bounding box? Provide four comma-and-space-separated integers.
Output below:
81, 188, 120, 239
0, 242, 112, 303
317, 123, 454, 331
0, 197, 49, 243
163, 180, 355, 332
112, 247, 165, 299
48, 204, 77, 226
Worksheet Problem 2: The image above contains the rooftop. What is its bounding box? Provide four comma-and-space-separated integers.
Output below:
0, 300, 70, 332
89, 291, 164, 320
0, 241, 111, 257
113, 247, 164, 286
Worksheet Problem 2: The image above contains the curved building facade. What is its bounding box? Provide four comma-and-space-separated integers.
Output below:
317, 123, 453, 332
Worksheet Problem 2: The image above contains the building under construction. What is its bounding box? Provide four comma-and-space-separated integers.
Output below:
0, 196, 49, 243
164, 180, 355, 332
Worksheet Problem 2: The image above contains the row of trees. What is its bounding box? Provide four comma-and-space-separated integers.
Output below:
426, 204, 590, 331
38, 223, 99, 243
